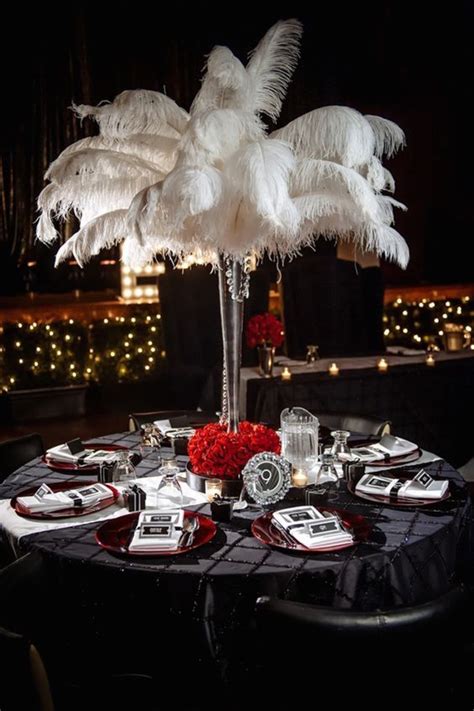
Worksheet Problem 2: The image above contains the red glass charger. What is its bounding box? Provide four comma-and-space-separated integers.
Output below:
252, 508, 371, 553
12, 481, 119, 520
43, 443, 130, 473
347, 477, 450, 507
95, 510, 217, 557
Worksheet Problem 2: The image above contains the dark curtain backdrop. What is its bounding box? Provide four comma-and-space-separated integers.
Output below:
1, 1, 473, 295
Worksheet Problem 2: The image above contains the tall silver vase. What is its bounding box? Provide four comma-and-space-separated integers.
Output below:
218, 255, 248, 433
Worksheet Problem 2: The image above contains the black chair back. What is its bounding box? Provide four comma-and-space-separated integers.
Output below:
0, 626, 54, 711
0, 433, 44, 483
129, 409, 218, 432
315, 411, 391, 437
255, 587, 471, 706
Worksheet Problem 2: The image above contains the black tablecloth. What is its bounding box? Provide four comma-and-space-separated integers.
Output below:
0, 431, 472, 691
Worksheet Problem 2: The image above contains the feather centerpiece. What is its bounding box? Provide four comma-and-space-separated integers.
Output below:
37, 18, 409, 432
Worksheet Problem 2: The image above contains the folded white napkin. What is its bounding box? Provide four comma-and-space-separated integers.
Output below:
272, 506, 353, 549
17, 483, 113, 513
355, 473, 449, 500
351, 435, 418, 463
153, 420, 195, 439
46, 444, 117, 465
128, 509, 184, 551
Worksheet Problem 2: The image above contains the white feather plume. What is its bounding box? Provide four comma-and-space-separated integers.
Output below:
191, 47, 250, 115
365, 115, 406, 158
246, 19, 303, 121
73, 90, 189, 138
56, 209, 128, 267
176, 109, 265, 168
291, 158, 381, 220
271, 106, 376, 168
46, 149, 164, 184
59, 134, 178, 174
226, 139, 298, 232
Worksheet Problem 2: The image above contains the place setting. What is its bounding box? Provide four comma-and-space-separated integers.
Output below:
11, 481, 119, 520
43, 437, 139, 474
95, 508, 216, 557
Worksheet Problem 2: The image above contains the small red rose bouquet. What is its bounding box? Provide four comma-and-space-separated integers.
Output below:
246, 313, 284, 350
188, 421, 281, 480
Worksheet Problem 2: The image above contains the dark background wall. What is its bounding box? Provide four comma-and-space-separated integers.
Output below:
1, 0, 472, 294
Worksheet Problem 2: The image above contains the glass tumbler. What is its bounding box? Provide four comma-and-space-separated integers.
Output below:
318, 452, 339, 483
139, 423, 163, 466
155, 464, 184, 508
112, 451, 137, 484
280, 407, 319, 474
330, 430, 351, 461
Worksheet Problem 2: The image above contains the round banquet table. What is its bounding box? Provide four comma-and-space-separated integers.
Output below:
0, 430, 472, 695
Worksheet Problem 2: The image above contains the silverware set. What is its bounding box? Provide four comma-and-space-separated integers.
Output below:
178, 515, 199, 547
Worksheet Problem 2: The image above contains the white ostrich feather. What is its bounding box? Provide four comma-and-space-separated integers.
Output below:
293, 193, 409, 268
54, 236, 77, 265
365, 115, 406, 158
226, 139, 298, 232
73, 90, 189, 139
46, 149, 164, 184
176, 109, 265, 168
246, 19, 303, 121
37, 175, 155, 241
55, 209, 128, 267
191, 47, 250, 115
271, 106, 376, 169
376, 194, 407, 224
161, 165, 224, 228
291, 158, 381, 221
59, 134, 178, 174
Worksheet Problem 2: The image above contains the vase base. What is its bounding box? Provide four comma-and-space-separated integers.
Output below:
186, 463, 243, 497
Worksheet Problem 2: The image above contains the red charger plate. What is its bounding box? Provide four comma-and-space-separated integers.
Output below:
252, 508, 371, 553
95, 510, 217, 557
366, 448, 423, 467
43, 443, 130, 473
12, 481, 119, 520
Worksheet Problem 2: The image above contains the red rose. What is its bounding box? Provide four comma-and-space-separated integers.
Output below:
245, 313, 284, 349
188, 421, 281, 479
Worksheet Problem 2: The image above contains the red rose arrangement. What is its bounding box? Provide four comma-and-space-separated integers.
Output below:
188, 421, 281, 480
246, 313, 284, 349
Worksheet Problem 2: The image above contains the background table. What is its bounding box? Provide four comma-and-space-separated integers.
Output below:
241, 351, 474, 467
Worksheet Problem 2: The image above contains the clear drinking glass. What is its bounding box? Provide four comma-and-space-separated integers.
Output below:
330, 430, 351, 461
112, 451, 137, 484
280, 407, 319, 473
139, 423, 163, 465
155, 464, 184, 508
318, 452, 339, 483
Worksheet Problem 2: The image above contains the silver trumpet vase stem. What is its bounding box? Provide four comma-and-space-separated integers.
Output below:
218, 254, 248, 433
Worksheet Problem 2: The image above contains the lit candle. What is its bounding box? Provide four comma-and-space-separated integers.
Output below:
377, 357, 389, 372
281, 366, 292, 381
291, 468, 308, 488
205, 478, 223, 502
328, 362, 339, 376
425, 353, 435, 366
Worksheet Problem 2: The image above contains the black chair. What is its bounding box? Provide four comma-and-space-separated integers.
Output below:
0, 433, 45, 483
0, 626, 55, 711
255, 588, 473, 706
314, 411, 391, 437
128, 409, 218, 432
0, 554, 159, 711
